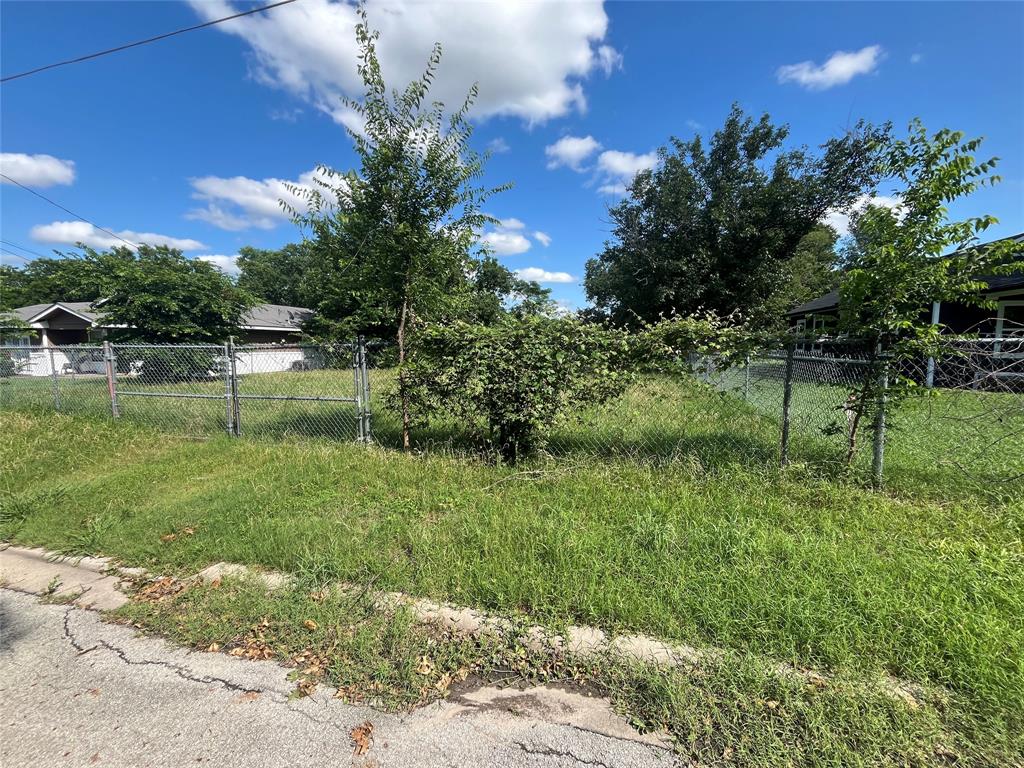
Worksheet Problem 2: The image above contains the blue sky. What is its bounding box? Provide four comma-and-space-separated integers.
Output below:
2, 1, 1022, 311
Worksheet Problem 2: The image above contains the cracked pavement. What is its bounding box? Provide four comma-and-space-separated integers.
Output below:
0, 589, 676, 767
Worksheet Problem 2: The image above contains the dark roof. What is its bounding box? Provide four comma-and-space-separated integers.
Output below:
979, 272, 1024, 292
787, 290, 839, 316
787, 232, 1024, 316
4, 302, 313, 330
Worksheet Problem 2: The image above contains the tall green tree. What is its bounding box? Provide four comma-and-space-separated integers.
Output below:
768, 224, 841, 318
838, 120, 1023, 470
840, 121, 1022, 343
96, 245, 254, 343
465, 256, 552, 325
0, 252, 117, 308
584, 105, 887, 327
236, 243, 313, 307
292, 8, 506, 449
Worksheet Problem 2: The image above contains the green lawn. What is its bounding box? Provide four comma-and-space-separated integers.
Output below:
2, 399, 1022, 762
4, 364, 1022, 502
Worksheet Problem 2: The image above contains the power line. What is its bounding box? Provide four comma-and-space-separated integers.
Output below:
0, 248, 31, 264
0, 239, 50, 260
1, 0, 300, 84
1, 174, 139, 248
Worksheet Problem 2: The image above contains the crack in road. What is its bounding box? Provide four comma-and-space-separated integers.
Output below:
512, 741, 616, 768
61, 608, 262, 695
59, 606, 351, 736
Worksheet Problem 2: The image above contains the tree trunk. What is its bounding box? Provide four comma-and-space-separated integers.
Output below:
397, 294, 411, 452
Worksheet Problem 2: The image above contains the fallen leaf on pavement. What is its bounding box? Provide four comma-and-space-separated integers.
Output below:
351, 721, 374, 756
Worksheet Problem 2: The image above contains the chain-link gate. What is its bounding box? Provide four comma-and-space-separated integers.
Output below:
0, 339, 372, 442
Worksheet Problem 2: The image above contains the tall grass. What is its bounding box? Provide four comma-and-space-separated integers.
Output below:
2, 410, 1021, 754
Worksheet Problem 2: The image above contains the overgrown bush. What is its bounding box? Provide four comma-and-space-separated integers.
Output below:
635, 310, 768, 370
402, 316, 634, 462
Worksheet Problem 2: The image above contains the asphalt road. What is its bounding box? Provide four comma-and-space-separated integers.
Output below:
0, 589, 675, 768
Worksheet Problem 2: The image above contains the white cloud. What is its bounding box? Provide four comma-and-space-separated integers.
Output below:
1, 153, 76, 187
197, 254, 241, 275
189, 0, 619, 126
487, 137, 510, 154
545, 135, 602, 171
30, 221, 206, 251
533, 231, 552, 247
910, 53, 923, 65
498, 217, 525, 230
597, 182, 627, 196
777, 45, 883, 90
594, 149, 657, 195
596, 44, 623, 76
685, 119, 703, 132
824, 194, 902, 236
186, 166, 334, 230
516, 267, 576, 284
597, 149, 657, 179
481, 230, 532, 256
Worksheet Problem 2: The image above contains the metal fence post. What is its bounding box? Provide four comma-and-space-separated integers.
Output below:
222, 342, 234, 436
47, 346, 60, 411
871, 357, 889, 487
780, 342, 795, 467
743, 354, 751, 401
359, 335, 372, 442
103, 341, 120, 419
352, 340, 365, 442
227, 336, 241, 436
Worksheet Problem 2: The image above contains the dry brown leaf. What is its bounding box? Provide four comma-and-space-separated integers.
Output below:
159, 533, 177, 543
350, 721, 374, 756
302, 619, 317, 631
236, 691, 260, 703
229, 647, 246, 657
415, 655, 434, 676
206, 643, 221, 653
182, 526, 197, 536
136, 577, 186, 603
296, 678, 317, 698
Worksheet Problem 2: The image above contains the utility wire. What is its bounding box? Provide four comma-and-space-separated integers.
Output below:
1, 0, 299, 83
0, 248, 32, 264
0, 239, 50, 260
1, 174, 139, 248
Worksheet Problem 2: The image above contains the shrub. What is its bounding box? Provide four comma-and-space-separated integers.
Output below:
402, 316, 634, 462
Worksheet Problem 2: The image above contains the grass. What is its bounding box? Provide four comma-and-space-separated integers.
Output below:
2, 404, 1022, 764
117, 575, 996, 766
3, 364, 1022, 502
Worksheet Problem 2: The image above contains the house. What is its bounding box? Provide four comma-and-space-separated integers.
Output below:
3, 301, 313, 346
1, 301, 315, 376
786, 233, 1024, 339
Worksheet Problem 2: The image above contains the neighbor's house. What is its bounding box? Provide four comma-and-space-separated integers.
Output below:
787, 233, 1024, 341
2, 301, 314, 376
786, 272, 1024, 339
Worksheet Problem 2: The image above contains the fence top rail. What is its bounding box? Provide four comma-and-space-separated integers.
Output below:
111, 343, 227, 350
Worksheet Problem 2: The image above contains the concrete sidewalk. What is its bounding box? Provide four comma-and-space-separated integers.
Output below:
0, 580, 674, 768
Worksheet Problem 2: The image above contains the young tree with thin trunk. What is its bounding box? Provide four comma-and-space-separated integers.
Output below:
291, 7, 506, 450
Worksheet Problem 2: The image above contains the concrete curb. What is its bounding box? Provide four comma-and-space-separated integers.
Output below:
3, 545, 930, 708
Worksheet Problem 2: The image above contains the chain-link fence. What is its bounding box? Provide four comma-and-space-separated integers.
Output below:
0, 341, 369, 442
2, 337, 1021, 493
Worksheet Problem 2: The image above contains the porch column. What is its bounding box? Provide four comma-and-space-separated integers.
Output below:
39, 327, 50, 347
